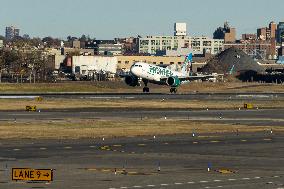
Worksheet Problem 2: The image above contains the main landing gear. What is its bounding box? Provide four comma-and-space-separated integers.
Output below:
142, 79, 150, 93
170, 88, 177, 94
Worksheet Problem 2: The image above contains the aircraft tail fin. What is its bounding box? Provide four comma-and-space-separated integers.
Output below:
181, 53, 193, 75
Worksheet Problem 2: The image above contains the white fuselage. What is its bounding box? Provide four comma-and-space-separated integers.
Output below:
130, 62, 184, 82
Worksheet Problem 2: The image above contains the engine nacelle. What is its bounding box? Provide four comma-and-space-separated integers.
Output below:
166, 76, 181, 87
125, 75, 139, 87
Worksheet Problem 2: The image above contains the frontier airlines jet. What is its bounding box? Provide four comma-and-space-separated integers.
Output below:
122, 53, 215, 93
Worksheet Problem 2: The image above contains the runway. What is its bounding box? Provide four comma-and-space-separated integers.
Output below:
0, 133, 283, 189
0, 92, 284, 100
0, 92, 283, 188
1, 108, 284, 127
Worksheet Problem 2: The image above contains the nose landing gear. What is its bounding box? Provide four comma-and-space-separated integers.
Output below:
142, 79, 150, 93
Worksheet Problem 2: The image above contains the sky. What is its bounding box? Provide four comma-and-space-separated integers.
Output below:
0, 0, 283, 39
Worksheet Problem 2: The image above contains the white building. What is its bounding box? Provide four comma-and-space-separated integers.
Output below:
139, 36, 224, 55
174, 23, 187, 36
139, 36, 191, 55
191, 36, 224, 55
72, 56, 117, 75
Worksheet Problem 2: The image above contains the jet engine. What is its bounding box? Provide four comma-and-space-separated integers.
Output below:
125, 75, 139, 87
166, 76, 181, 87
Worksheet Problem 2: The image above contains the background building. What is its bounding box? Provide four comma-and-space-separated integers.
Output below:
191, 36, 224, 55
277, 22, 284, 43
5, 26, 20, 40
139, 36, 191, 55
85, 40, 123, 55
0, 40, 3, 49
213, 22, 236, 43
174, 23, 187, 36
71, 56, 117, 75
116, 55, 207, 72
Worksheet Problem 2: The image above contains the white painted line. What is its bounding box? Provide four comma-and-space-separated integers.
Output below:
187, 181, 195, 184
217, 186, 223, 188
89, 146, 95, 148
228, 178, 236, 181
214, 180, 222, 182
13, 149, 21, 151
273, 175, 280, 178
200, 181, 209, 183
242, 178, 250, 180
160, 184, 169, 186
109, 188, 116, 189
174, 182, 183, 185
133, 186, 142, 188
39, 147, 47, 150
64, 146, 72, 149
147, 185, 155, 187
254, 177, 261, 179
205, 187, 211, 189
120, 187, 128, 189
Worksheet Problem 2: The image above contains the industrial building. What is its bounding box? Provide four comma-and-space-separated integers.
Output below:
139, 36, 223, 55
116, 55, 207, 72
85, 40, 123, 55
278, 22, 284, 43
213, 22, 236, 43
5, 26, 20, 40
71, 56, 117, 76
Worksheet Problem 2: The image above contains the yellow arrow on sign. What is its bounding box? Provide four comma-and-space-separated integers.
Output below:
12, 168, 53, 182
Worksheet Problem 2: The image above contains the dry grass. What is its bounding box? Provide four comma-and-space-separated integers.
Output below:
0, 98, 284, 111
0, 81, 283, 93
0, 119, 283, 139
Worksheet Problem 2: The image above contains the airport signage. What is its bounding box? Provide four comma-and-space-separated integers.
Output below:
12, 168, 53, 182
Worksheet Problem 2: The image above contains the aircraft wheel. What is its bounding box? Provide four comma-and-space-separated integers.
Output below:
173, 88, 177, 93
143, 87, 150, 93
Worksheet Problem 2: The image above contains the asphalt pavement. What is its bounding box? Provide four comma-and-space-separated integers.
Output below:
0, 133, 283, 189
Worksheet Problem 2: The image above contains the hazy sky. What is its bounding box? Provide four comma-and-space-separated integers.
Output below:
0, 0, 283, 39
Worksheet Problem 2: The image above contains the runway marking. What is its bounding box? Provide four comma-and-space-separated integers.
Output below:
241, 140, 247, 142
174, 182, 183, 185
39, 147, 47, 150
210, 141, 220, 143
263, 138, 272, 141
228, 178, 236, 181
160, 184, 169, 186
64, 146, 72, 149
109, 175, 282, 189
241, 178, 250, 180
113, 145, 122, 147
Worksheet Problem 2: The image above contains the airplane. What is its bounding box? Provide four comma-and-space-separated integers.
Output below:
121, 53, 216, 93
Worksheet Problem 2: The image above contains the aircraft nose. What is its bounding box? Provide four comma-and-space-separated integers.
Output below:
130, 66, 139, 75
